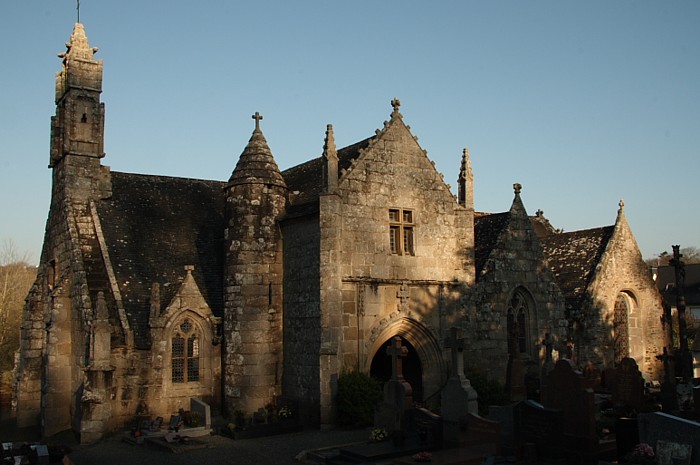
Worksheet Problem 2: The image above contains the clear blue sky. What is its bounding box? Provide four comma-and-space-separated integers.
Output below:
1, 1, 698, 264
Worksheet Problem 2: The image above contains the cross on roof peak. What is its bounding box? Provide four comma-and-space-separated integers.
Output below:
252, 112, 263, 131
391, 97, 401, 113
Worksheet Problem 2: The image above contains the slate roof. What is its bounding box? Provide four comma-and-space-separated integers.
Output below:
538, 226, 614, 310
96, 172, 226, 349
282, 136, 374, 216
473, 212, 510, 277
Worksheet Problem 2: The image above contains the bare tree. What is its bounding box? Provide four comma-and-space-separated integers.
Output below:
645, 246, 700, 266
0, 240, 36, 372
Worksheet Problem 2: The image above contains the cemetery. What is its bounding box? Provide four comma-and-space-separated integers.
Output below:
297, 330, 700, 465
3, 327, 699, 465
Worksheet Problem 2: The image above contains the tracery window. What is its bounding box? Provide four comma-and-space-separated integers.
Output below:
389, 209, 415, 255
172, 318, 200, 383
613, 293, 631, 364
507, 289, 530, 356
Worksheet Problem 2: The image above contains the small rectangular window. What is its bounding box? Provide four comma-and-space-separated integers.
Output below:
390, 226, 400, 254
388, 208, 415, 256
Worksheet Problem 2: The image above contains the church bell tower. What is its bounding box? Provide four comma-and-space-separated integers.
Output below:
50, 22, 109, 201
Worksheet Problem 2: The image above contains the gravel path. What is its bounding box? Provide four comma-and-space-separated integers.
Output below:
68, 428, 369, 465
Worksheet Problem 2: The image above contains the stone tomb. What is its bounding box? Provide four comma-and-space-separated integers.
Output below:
374, 337, 414, 436
440, 327, 478, 447
541, 359, 598, 464
464, 412, 501, 454
638, 412, 700, 465
611, 357, 646, 408
513, 400, 565, 461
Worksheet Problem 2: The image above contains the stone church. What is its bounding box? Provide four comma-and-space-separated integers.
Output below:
15, 23, 664, 443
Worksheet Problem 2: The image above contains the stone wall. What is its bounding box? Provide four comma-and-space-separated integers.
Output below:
465, 195, 567, 384
583, 210, 664, 380
317, 112, 473, 423
281, 215, 321, 424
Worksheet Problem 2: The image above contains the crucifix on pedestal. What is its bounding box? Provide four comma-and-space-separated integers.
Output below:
387, 336, 409, 382
444, 326, 466, 381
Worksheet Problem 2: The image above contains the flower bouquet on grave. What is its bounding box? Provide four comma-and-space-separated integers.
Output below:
278, 406, 293, 420
625, 443, 655, 465
412, 451, 432, 462
370, 428, 389, 442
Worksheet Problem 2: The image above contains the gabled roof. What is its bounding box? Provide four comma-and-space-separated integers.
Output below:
539, 226, 614, 309
95, 172, 226, 349
474, 211, 510, 277
282, 136, 374, 216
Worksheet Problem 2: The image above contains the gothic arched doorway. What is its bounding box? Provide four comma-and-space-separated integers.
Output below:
370, 336, 424, 402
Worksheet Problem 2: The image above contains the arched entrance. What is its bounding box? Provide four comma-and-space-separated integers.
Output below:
370, 337, 423, 401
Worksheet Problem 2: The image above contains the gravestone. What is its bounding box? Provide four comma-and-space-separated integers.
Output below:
638, 412, 700, 465
29, 445, 50, 465
190, 397, 211, 429
374, 337, 413, 438
464, 412, 501, 453
582, 362, 602, 391
657, 440, 692, 465
514, 400, 565, 462
541, 359, 598, 464
505, 328, 527, 403
615, 417, 639, 462
488, 404, 516, 455
612, 357, 645, 408
440, 327, 478, 446
542, 360, 597, 438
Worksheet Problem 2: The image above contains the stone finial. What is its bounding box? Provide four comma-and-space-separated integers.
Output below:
95, 291, 109, 322
513, 183, 522, 195
150, 282, 161, 321
618, 199, 624, 210
324, 124, 337, 158
252, 112, 263, 131
185, 264, 195, 274
458, 148, 474, 209
390, 97, 402, 119
323, 124, 339, 193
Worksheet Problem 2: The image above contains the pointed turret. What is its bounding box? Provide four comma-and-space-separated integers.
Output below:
227, 112, 286, 189
322, 124, 338, 193
458, 148, 473, 209
223, 113, 287, 416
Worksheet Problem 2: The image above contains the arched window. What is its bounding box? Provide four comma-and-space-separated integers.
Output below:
172, 318, 200, 383
613, 293, 631, 364
507, 289, 530, 356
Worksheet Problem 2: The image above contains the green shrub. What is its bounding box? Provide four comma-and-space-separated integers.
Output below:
336, 371, 383, 427
464, 366, 509, 416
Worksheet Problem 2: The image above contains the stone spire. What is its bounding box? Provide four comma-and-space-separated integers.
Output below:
457, 148, 473, 209
322, 124, 338, 193
55, 23, 102, 103
227, 112, 286, 189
